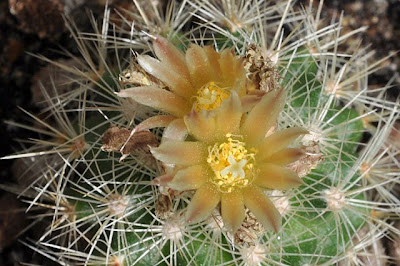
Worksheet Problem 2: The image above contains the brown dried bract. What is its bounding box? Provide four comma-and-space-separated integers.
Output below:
155, 193, 173, 220
9, 0, 65, 39
234, 209, 264, 247
244, 44, 280, 93
101, 125, 158, 160
287, 141, 324, 178
119, 61, 165, 88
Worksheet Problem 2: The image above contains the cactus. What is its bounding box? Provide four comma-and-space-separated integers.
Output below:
2, 1, 399, 265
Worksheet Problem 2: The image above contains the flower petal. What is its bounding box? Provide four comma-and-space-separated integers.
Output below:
186, 44, 215, 89
185, 91, 243, 143
186, 182, 221, 224
214, 91, 243, 139
150, 141, 207, 165
254, 163, 303, 190
265, 148, 305, 165
241, 89, 285, 146
134, 115, 176, 132
203, 46, 223, 79
137, 55, 194, 99
219, 49, 246, 92
241, 94, 264, 112
243, 185, 282, 232
257, 127, 308, 162
221, 190, 245, 232
153, 36, 191, 80
117, 86, 191, 117
168, 165, 209, 191
218, 49, 237, 87
161, 118, 188, 142
184, 110, 216, 143
152, 173, 174, 186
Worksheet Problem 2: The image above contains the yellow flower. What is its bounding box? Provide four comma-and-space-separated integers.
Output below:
151, 89, 307, 232
117, 36, 253, 139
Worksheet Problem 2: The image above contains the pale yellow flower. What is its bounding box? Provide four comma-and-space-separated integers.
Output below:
117, 36, 253, 139
151, 89, 307, 232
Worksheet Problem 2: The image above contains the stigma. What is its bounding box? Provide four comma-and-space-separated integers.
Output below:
207, 134, 257, 193
193, 82, 230, 112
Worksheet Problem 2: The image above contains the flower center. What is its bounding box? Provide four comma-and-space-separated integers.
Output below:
193, 82, 230, 112
207, 134, 257, 193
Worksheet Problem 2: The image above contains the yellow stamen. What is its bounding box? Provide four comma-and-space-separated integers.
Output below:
193, 82, 230, 112
207, 134, 256, 193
